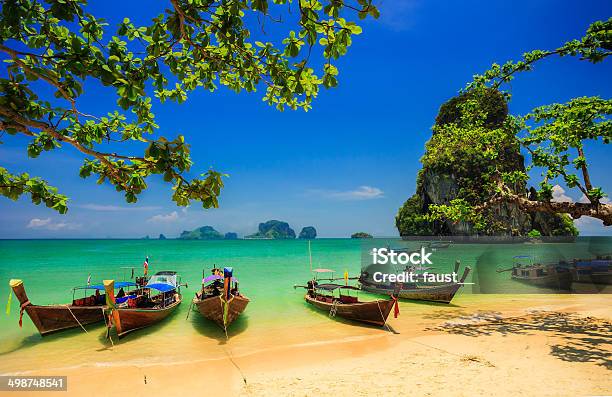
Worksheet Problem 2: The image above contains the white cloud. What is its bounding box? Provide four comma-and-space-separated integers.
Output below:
147, 211, 179, 223
551, 185, 573, 203
27, 218, 51, 228
572, 216, 612, 236
307, 186, 385, 201
77, 204, 161, 211
26, 218, 81, 231
578, 194, 610, 205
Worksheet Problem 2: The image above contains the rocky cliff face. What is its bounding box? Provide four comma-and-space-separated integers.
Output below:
396, 89, 577, 237
418, 169, 566, 236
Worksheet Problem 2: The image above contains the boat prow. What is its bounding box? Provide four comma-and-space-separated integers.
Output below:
9, 279, 106, 336
193, 294, 250, 331
192, 267, 250, 334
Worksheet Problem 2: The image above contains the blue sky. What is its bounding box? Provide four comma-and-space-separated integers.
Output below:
1, 0, 611, 238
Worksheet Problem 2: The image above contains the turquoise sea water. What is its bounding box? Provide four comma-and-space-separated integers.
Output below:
0, 238, 607, 374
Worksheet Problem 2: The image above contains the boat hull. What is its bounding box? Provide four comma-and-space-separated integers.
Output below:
305, 294, 395, 326
511, 273, 572, 290
110, 297, 181, 338
10, 279, 105, 336
361, 283, 461, 304
24, 305, 105, 336
193, 294, 250, 330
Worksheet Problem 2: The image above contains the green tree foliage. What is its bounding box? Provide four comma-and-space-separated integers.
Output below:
426, 18, 612, 228
0, 0, 378, 212
395, 193, 432, 235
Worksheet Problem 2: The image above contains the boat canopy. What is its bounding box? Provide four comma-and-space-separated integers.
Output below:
202, 274, 238, 284
74, 281, 137, 291
147, 272, 177, 287
513, 255, 532, 259
315, 283, 360, 291
312, 268, 334, 273
145, 271, 178, 292
146, 283, 176, 292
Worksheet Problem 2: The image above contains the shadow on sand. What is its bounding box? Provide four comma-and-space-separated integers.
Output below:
429, 310, 612, 369
189, 311, 249, 345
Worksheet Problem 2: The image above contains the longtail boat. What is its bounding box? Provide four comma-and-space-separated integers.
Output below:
498, 255, 572, 291
192, 267, 250, 334
103, 271, 183, 338
296, 269, 400, 327
359, 261, 472, 304
8, 279, 137, 336
569, 256, 612, 285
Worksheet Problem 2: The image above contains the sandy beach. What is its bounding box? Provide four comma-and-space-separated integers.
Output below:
6, 293, 610, 397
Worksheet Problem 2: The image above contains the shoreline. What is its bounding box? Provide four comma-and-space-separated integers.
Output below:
3, 293, 610, 396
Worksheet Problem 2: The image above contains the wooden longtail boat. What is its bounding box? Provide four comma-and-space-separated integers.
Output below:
104, 271, 183, 338
297, 269, 400, 327
192, 267, 250, 334
359, 261, 472, 304
497, 256, 572, 291
8, 279, 137, 336
570, 256, 612, 285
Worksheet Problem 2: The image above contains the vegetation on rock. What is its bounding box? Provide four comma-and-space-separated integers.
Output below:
298, 226, 317, 239
179, 225, 223, 240
224, 232, 238, 240
351, 232, 372, 239
397, 19, 610, 236
247, 220, 296, 239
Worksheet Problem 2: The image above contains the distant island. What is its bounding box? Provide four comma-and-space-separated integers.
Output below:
159, 234, 166, 240
178, 226, 226, 240
351, 232, 373, 239
246, 220, 296, 239
178, 226, 239, 240
298, 226, 317, 239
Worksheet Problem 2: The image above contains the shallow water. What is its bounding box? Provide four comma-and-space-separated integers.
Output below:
0, 238, 606, 373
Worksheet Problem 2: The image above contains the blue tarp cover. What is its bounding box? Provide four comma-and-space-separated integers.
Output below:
146, 283, 176, 292
76, 281, 137, 291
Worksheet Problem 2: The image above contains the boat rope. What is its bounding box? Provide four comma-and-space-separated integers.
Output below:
61, 304, 88, 333
222, 346, 247, 385
376, 300, 392, 333
17, 300, 30, 328
186, 300, 194, 320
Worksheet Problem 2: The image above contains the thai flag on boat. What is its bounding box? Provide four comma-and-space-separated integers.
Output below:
143, 256, 149, 275
87, 274, 91, 286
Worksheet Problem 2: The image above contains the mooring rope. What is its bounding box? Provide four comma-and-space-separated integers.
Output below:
222, 346, 247, 385
62, 304, 88, 333
376, 300, 392, 333
186, 300, 194, 320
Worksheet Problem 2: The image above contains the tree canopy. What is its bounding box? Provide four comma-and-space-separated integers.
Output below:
0, 0, 378, 213
424, 18, 612, 229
